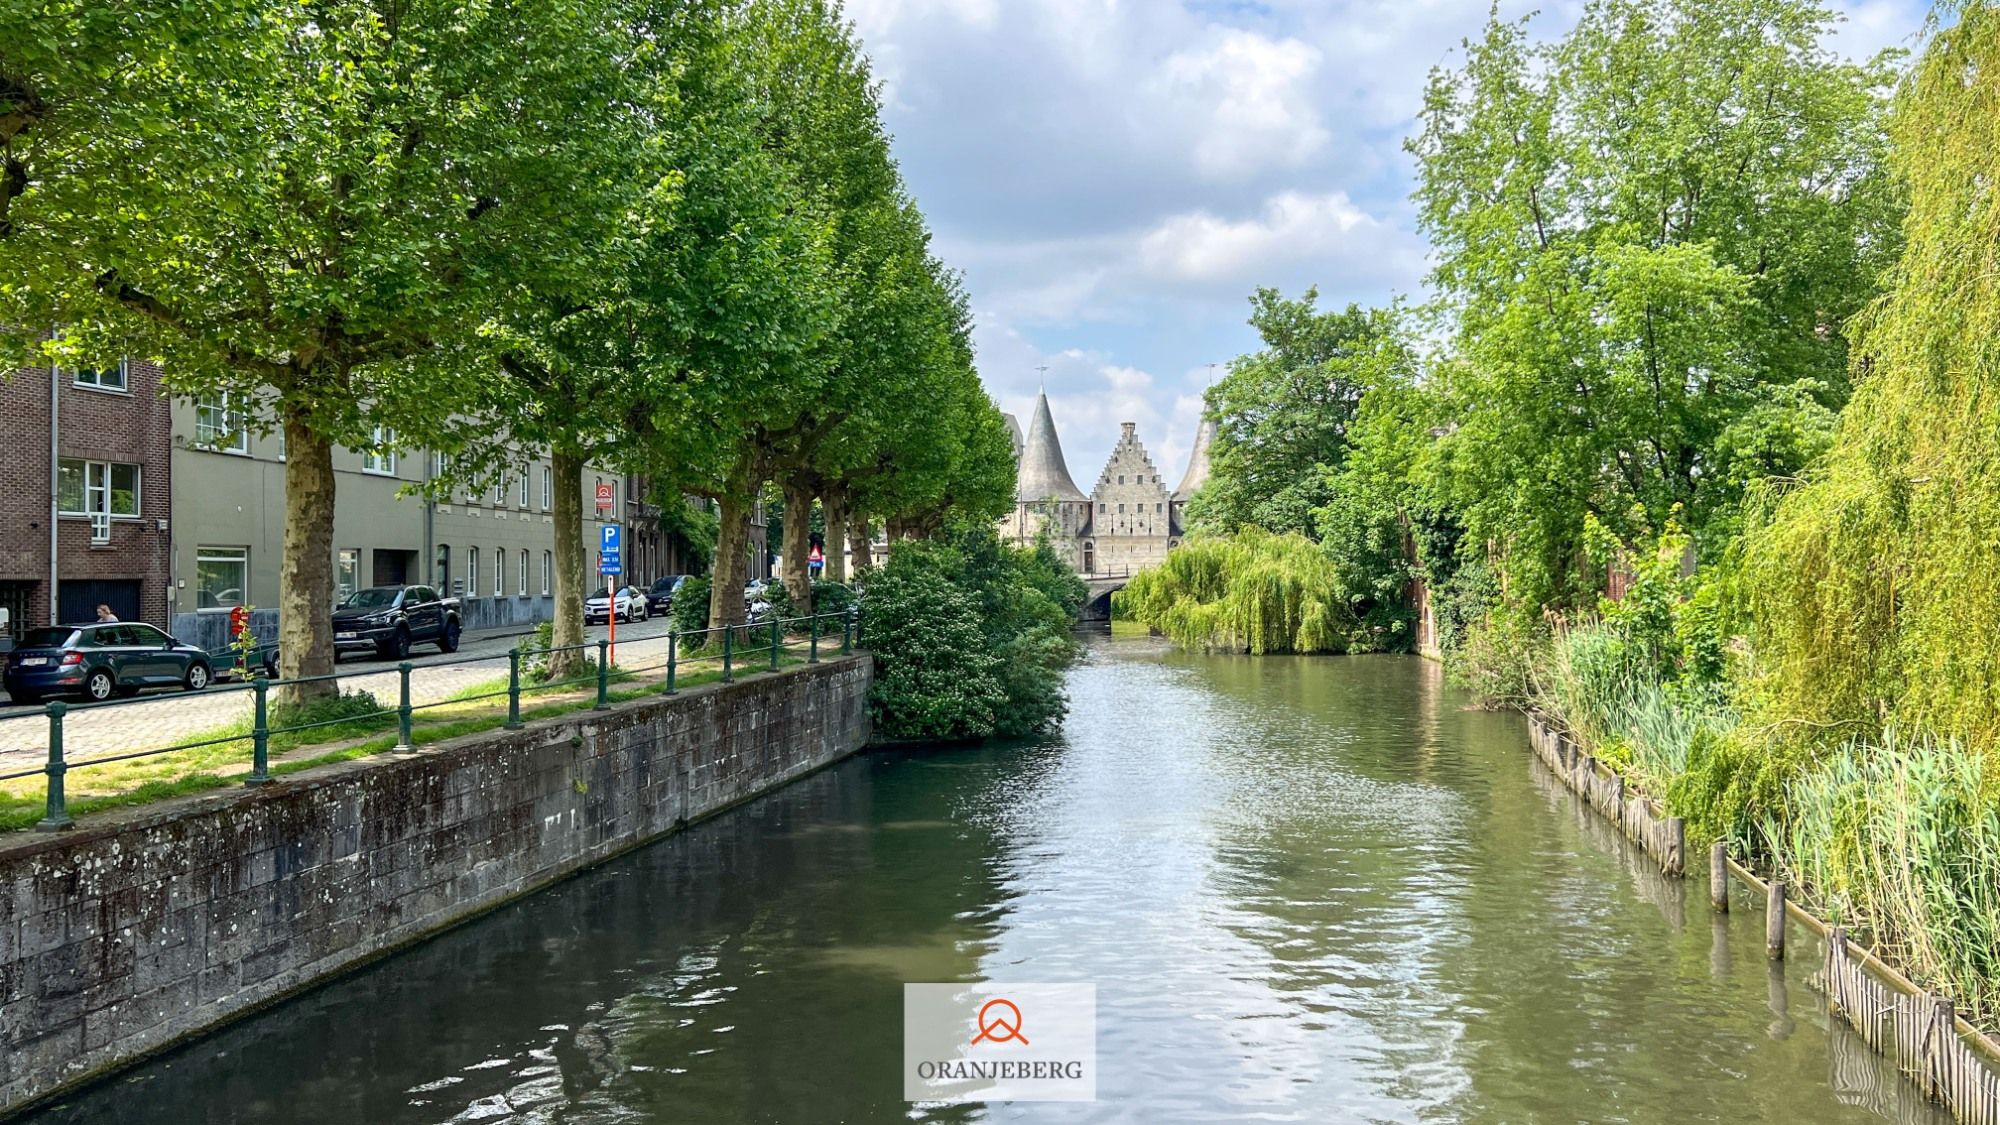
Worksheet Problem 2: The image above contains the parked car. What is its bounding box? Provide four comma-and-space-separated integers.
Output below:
586, 585, 649, 625
331, 585, 462, 660
645, 575, 688, 616
4, 622, 215, 704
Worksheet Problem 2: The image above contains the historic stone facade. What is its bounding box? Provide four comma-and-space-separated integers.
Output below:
997, 391, 1212, 577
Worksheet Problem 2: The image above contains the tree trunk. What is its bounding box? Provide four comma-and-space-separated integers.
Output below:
277, 411, 338, 705
847, 515, 873, 577
824, 487, 848, 584
709, 461, 753, 631
781, 471, 813, 617
547, 448, 587, 679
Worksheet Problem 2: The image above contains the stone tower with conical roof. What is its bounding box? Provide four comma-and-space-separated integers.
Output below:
998, 390, 1095, 566
1168, 417, 1216, 535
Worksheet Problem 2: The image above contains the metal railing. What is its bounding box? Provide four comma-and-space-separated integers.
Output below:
2, 606, 860, 831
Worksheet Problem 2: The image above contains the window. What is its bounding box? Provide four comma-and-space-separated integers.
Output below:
361, 425, 396, 475
1118, 474, 1125, 485
519, 550, 530, 595
491, 480, 505, 507
196, 547, 248, 611
1098, 502, 1106, 513
57, 460, 140, 518
1117, 503, 1125, 513
542, 551, 552, 595
541, 467, 552, 510
467, 548, 480, 596
493, 547, 504, 596
194, 393, 247, 453
71, 360, 127, 392
519, 474, 530, 508
1156, 503, 1163, 513
435, 544, 451, 593
336, 549, 360, 603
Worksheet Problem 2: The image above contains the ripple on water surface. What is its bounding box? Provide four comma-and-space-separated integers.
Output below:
22, 637, 1951, 1125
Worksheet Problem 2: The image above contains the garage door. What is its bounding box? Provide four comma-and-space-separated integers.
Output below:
58, 580, 141, 626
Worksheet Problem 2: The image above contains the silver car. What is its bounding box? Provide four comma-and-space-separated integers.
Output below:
585, 585, 649, 625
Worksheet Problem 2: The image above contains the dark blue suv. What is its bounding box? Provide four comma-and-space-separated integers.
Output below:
3, 622, 215, 704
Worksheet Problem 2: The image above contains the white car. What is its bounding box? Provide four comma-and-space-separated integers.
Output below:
585, 585, 649, 625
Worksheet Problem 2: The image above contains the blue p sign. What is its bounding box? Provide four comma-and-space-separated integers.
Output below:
601, 524, 621, 552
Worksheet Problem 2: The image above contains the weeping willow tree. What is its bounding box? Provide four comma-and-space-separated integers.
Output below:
1113, 530, 1370, 654
1746, 2, 2000, 753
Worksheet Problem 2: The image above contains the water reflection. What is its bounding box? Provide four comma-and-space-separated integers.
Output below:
24, 638, 1950, 1124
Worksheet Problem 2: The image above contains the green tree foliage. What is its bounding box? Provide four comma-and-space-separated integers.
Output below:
1746, 3, 2000, 754
862, 528, 1083, 741
1115, 530, 1395, 654
1186, 291, 1410, 537
3, 1, 637, 699
1410, 0, 1899, 612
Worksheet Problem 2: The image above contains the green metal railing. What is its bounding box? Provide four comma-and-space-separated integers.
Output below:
0, 605, 862, 832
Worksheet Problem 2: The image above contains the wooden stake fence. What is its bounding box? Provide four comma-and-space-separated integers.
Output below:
1524, 709, 2000, 1124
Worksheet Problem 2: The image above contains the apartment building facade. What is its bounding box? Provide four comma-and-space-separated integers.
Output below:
0, 360, 175, 643
167, 395, 625, 645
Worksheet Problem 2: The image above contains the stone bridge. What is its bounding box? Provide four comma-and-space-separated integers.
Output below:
1080, 573, 1132, 622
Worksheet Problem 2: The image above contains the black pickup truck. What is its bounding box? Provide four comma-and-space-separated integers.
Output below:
331, 585, 463, 660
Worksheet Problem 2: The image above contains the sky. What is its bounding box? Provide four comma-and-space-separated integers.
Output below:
845, 0, 1929, 487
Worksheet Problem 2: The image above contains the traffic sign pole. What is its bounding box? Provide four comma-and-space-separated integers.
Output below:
600, 524, 623, 667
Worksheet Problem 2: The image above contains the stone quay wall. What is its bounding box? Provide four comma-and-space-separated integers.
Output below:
0, 654, 872, 1115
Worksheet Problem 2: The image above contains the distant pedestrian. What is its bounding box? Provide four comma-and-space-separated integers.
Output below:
95, 604, 118, 623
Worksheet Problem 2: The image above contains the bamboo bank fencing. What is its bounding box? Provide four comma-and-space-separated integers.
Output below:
1523, 709, 2000, 1125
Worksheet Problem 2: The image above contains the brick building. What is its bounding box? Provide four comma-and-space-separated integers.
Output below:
0, 360, 174, 641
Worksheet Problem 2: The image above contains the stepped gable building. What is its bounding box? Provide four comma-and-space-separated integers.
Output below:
997, 390, 1210, 576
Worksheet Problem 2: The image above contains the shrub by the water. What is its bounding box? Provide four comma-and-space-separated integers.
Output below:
670, 575, 712, 643
861, 527, 1082, 741
1113, 529, 1378, 654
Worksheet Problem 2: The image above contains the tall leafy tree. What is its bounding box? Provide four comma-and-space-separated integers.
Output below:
1186, 289, 1409, 537
1410, 0, 1899, 611
3, 1, 633, 699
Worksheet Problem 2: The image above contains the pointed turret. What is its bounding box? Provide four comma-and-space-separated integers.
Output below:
1016, 391, 1088, 503
1173, 417, 1216, 500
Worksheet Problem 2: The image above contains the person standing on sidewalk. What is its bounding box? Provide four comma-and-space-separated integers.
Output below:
95, 605, 119, 623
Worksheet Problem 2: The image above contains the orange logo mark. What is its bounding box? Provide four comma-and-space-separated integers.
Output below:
971, 998, 1029, 1046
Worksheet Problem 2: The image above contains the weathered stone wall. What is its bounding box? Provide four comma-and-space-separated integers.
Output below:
0, 655, 871, 1115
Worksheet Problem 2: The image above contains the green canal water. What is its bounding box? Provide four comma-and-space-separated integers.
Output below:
26, 636, 1951, 1123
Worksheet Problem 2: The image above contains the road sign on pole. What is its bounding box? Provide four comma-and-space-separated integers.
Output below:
599, 553, 621, 575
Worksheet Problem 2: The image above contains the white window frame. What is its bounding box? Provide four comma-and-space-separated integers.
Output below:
57, 459, 141, 519
336, 548, 360, 602
519, 473, 530, 509
467, 547, 481, 597
491, 480, 505, 507
492, 547, 505, 596
195, 546, 249, 613
519, 549, 530, 596
541, 551, 552, 596
541, 467, 552, 510
68, 359, 129, 393
361, 425, 397, 475
194, 392, 248, 453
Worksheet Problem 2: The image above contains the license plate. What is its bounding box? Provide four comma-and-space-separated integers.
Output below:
335, 632, 356, 640
19, 656, 46, 666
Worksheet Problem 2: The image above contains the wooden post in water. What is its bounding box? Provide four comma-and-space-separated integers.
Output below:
1767, 880, 1788, 960
1665, 816, 1685, 876
1710, 841, 1729, 913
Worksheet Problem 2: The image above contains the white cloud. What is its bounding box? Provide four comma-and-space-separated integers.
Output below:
1136, 191, 1408, 284
1152, 29, 1330, 178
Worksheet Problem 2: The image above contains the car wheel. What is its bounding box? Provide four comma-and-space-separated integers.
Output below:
438, 621, 461, 654
185, 662, 211, 692
84, 669, 115, 702
391, 627, 411, 660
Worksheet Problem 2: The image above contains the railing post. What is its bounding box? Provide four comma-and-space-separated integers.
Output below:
595, 638, 610, 708
769, 615, 781, 671
665, 629, 679, 695
504, 649, 524, 730
849, 604, 861, 649
809, 612, 820, 663
36, 702, 72, 831
245, 677, 273, 785
395, 662, 415, 750
843, 605, 855, 654
722, 624, 734, 682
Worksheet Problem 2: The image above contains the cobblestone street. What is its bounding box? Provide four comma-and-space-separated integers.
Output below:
0, 618, 680, 773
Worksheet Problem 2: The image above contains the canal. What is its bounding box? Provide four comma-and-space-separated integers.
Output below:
25, 636, 1947, 1123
